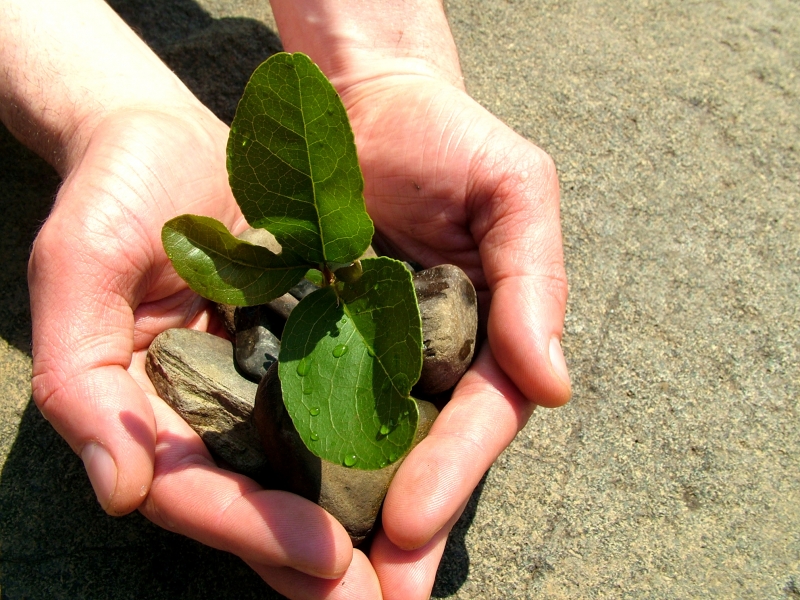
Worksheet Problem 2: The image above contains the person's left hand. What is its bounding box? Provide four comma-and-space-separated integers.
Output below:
311, 69, 570, 597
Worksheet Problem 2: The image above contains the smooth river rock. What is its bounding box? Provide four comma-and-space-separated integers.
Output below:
233, 305, 282, 381
145, 328, 268, 479
413, 264, 479, 395
253, 363, 439, 546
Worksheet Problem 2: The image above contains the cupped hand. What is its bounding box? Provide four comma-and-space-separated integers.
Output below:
334, 74, 571, 596
27, 106, 381, 598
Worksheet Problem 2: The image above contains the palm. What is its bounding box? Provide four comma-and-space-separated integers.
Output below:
344, 80, 484, 279
70, 110, 237, 345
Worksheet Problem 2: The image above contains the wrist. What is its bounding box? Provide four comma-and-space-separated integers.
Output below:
60, 96, 216, 178
0, 0, 205, 176
268, 0, 464, 93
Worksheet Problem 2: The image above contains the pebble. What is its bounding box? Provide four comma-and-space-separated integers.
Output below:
145, 328, 269, 480
413, 264, 479, 395
235, 322, 280, 382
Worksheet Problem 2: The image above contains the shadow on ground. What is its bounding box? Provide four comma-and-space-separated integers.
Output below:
0, 398, 481, 598
107, 0, 282, 124
0, 1, 482, 596
0, 401, 280, 600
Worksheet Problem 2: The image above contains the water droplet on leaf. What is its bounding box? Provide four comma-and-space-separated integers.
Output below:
310, 432, 319, 441
389, 453, 398, 463
379, 424, 390, 435
309, 407, 320, 416
296, 359, 310, 376
332, 344, 348, 357
344, 455, 357, 467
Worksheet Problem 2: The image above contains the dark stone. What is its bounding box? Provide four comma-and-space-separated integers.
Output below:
235, 323, 280, 382
232, 304, 286, 381
145, 328, 268, 479
253, 364, 438, 546
413, 265, 479, 395
214, 302, 236, 337
288, 278, 319, 300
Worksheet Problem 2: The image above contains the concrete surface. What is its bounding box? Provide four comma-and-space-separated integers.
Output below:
1, 0, 798, 598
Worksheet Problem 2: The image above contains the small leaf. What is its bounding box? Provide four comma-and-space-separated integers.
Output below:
279, 257, 422, 469
227, 52, 374, 266
162, 215, 309, 305
303, 269, 325, 287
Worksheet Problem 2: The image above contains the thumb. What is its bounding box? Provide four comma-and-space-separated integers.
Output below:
471, 132, 571, 407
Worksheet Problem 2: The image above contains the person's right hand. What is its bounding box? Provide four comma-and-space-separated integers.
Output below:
27, 105, 382, 598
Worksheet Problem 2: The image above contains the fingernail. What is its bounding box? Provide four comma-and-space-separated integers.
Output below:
549, 336, 571, 388
81, 442, 117, 511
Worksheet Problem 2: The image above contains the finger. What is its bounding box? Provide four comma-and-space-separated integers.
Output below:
469, 132, 571, 407
29, 216, 157, 516
370, 499, 467, 600
247, 550, 382, 600
382, 345, 533, 550
133, 365, 353, 579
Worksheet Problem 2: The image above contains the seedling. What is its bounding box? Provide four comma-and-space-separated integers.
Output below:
162, 53, 422, 470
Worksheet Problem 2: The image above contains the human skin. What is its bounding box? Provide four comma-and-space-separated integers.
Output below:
0, 0, 569, 598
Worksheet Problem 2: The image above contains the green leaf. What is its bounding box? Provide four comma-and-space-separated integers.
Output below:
227, 52, 374, 266
303, 268, 325, 288
162, 214, 310, 305
279, 257, 423, 469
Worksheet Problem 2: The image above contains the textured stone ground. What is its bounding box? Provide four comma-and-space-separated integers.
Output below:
1, 1, 798, 598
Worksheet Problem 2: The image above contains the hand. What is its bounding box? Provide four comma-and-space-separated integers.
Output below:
27, 106, 382, 596
330, 71, 571, 596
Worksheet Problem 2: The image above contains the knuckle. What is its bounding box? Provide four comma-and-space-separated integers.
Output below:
30, 364, 66, 420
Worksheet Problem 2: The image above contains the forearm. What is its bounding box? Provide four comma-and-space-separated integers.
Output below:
269, 0, 464, 90
0, 0, 199, 174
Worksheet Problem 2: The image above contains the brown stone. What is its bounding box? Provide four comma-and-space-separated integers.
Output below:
414, 264, 479, 394
145, 328, 268, 480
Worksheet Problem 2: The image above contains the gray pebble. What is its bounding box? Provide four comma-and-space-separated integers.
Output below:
288, 278, 319, 300
235, 323, 280, 382
232, 304, 285, 381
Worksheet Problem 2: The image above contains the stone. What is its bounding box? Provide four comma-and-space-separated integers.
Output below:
145, 328, 268, 480
253, 363, 439, 546
233, 305, 282, 381
413, 265, 479, 395
235, 323, 280, 382
265, 293, 298, 321
214, 302, 236, 337
288, 277, 319, 300
236, 226, 282, 253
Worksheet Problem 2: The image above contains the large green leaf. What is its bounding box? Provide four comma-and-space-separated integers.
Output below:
279, 257, 423, 469
227, 52, 374, 266
162, 214, 309, 305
